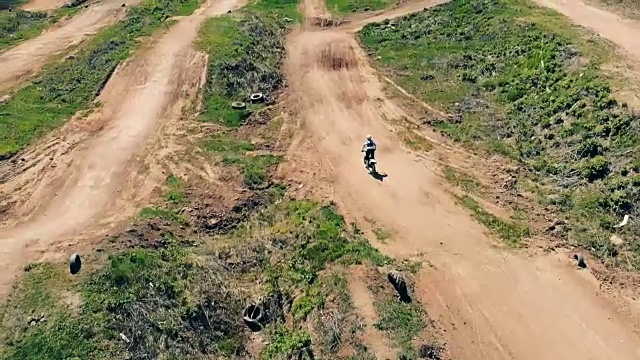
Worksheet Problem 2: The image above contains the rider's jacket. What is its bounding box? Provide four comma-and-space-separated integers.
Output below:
363, 139, 377, 151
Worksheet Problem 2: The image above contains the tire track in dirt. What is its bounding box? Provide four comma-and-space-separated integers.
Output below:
0, 0, 243, 296
0, 0, 141, 93
284, 0, 640, 359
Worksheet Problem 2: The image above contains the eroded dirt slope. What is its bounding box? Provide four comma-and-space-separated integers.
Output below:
283, 0, 640, 358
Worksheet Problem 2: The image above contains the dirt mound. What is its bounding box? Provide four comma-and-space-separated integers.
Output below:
319, 41, 358, 70
307, 16, 347, 28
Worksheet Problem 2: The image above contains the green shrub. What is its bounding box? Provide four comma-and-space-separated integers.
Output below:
580, 155, 610, 181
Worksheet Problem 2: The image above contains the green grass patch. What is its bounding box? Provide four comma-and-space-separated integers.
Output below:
458, 195, 531, 246
164, 174, 185, 204
139, 206, 187, 224
1, 244, 246, 359
0, 0, 201, 157
246, 0, 300, 21
0, 10, 49, 50
203, 133, 283, 189
374, 299, 424, 358
442, 165, 484, 194
261, 325, 311, 360
138, 174, 188, 224
224, 154, 283, 189
326, 0, 392, 13
359, 0, 640, 267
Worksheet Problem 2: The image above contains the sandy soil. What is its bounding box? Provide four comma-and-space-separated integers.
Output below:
282, 0, 640, 358
22, 0, 69, 11
0, 0, 140, 93
0, 0, 243, 295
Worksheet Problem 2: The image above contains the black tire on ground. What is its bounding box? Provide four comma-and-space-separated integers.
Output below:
69, 254, 82, 275
387, 271, 411, 303
242, 304, 264, 332
574, 253, 587, 268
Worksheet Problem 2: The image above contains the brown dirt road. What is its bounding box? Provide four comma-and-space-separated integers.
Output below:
284, 0, 640, 358
0, 0, 141, 93
0, 0, 243, 295
22, 0, 68, 11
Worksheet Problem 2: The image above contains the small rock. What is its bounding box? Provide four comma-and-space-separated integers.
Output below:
610, 235, 624, 246
0, 95, 11, 104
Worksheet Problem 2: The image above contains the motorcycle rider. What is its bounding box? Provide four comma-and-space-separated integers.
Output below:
361, 134, 377, 167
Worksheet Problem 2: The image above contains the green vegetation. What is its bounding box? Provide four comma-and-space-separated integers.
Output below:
1, 242, 246, 359
1, 10, 47, 50
360, 0, 640, 266
165, 174, 185, 204
0, 0, 201, 157
197, 3, 294, 188
458, 195, 531, 246
374, 299, 424, 358
443, 165, 485, 194
261, 326, 311, 359
197, 8, 290, 126
203, 132, 283, 188
246, 0, 300, 21
139, 174, 188, 224
2, 186, 389, 358
326, 0, 392, 13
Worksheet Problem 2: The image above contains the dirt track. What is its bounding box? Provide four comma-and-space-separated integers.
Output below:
284, 0, 640, 358
0, 0, 140, 93
1, 0, 640, 357
534, 0, 640, 57
0, 0, 242, 295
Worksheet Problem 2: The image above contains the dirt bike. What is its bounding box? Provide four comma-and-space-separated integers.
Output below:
362, 149, 377, 174
366, 158, 377, 174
